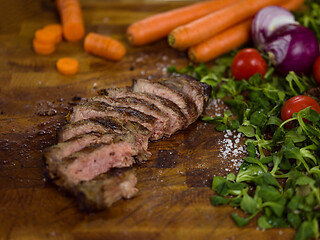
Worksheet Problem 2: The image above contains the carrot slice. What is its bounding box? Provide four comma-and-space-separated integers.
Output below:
126, 0, 239, 46
33, 38, 56, 55
84, 33, 126, 61
55, 0, 85, 42
188, 0, 306, 63
43, 24, 63, 43
35, 28, 57, 44
168, 0, 286, 50
56, 57, 79, 75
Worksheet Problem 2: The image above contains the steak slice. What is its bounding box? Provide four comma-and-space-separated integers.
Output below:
89, 95, 169, 140
159, 74, 211, 115
45, 132, 117, 177
132, 78, 198, 125
54, 134, 139, 187
58, 117, 150, 160
98, 87, 188, 136
69, 101, 158, 138
75, 168, 138, 211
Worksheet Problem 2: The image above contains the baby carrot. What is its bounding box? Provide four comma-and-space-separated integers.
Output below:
55, 0, 85, 42
84, 33, 126, 61
56, 57, 79, 75
33, 38, 56, 55
188, 0, 305, 63
126, 0, 239, 46
168, 0, 286, 50
43, 24, 63, 43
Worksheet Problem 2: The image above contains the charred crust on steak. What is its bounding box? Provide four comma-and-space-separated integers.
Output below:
69, 101, 157, 134
98, 87, 188, 135
132, 78, 198, 125
89, 95, 170, 140
159, 74, 211, 114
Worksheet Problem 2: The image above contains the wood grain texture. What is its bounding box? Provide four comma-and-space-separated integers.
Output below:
0, 1, 295, 239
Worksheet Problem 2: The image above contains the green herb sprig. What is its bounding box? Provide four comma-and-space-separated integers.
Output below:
295, 0, 320, 41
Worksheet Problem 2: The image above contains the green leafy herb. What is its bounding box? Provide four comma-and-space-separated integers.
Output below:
168, 7, 320, 236
295, 0, 320, 41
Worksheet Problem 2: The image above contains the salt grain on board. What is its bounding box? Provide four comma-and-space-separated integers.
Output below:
217, 130, 246, 172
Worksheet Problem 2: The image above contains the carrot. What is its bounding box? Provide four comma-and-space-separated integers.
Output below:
56, 57, 79, 75
84, 33, 126, 61
281, 0, 305, 10
126, 0, 239, 46
43, 24, 63, 43
33, 24, 62, 55
188, 0, 305, 63
168, 0, 287, 50
188, 20, 252, 63
33, 38, 56, 55
55, 0, 85, 42
35, 28, 57, 44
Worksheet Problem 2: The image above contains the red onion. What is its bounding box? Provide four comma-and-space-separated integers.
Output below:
262, 24, 320, 76
251, 6, 297, 47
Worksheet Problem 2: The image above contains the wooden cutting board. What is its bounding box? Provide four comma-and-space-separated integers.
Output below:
0, 1, 295, 239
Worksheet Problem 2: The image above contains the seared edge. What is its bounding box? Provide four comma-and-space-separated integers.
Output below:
98, 87, 188, 136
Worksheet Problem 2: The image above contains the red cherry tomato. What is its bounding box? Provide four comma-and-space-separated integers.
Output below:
313, 55, 320, 85
231, 48, 267, 81
281, 95, 320, 122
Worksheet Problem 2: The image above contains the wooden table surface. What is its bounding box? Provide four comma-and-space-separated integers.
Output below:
0, 1, 296, 239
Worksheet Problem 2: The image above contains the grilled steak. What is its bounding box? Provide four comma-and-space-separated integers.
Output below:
98, 87, 188, 136
89, 95, 169, 140
59, 120, 114, 142
45, 73, 211, 210
159, 74, 211, 115
58, 117, 151, 161
132, 78, 198, 125
45, 132, 117, 177
75, 168, 138, 211
58, 117, 151, 160
53, 134, 140, 187
69, 101, 158, 138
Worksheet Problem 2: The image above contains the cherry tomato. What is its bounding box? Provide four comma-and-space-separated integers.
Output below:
231, 48, 267, 81
313, 55, 320, 85
281, 95, 320, 123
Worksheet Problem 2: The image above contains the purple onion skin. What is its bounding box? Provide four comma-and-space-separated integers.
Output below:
262, 24, 320, 76
252, 6, 296, 47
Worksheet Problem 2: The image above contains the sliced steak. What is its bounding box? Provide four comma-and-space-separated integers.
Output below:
89, 95, 169, 140
45, 132, 117, 177
69, 101, 159, 139
58, 117, 150, 160
98, 87, 188, 136
132, 78, 198, 125
75, 168, 138, 211
58, 120, 114, 142
54, 134, 139, 187
159, 74, 211, 115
